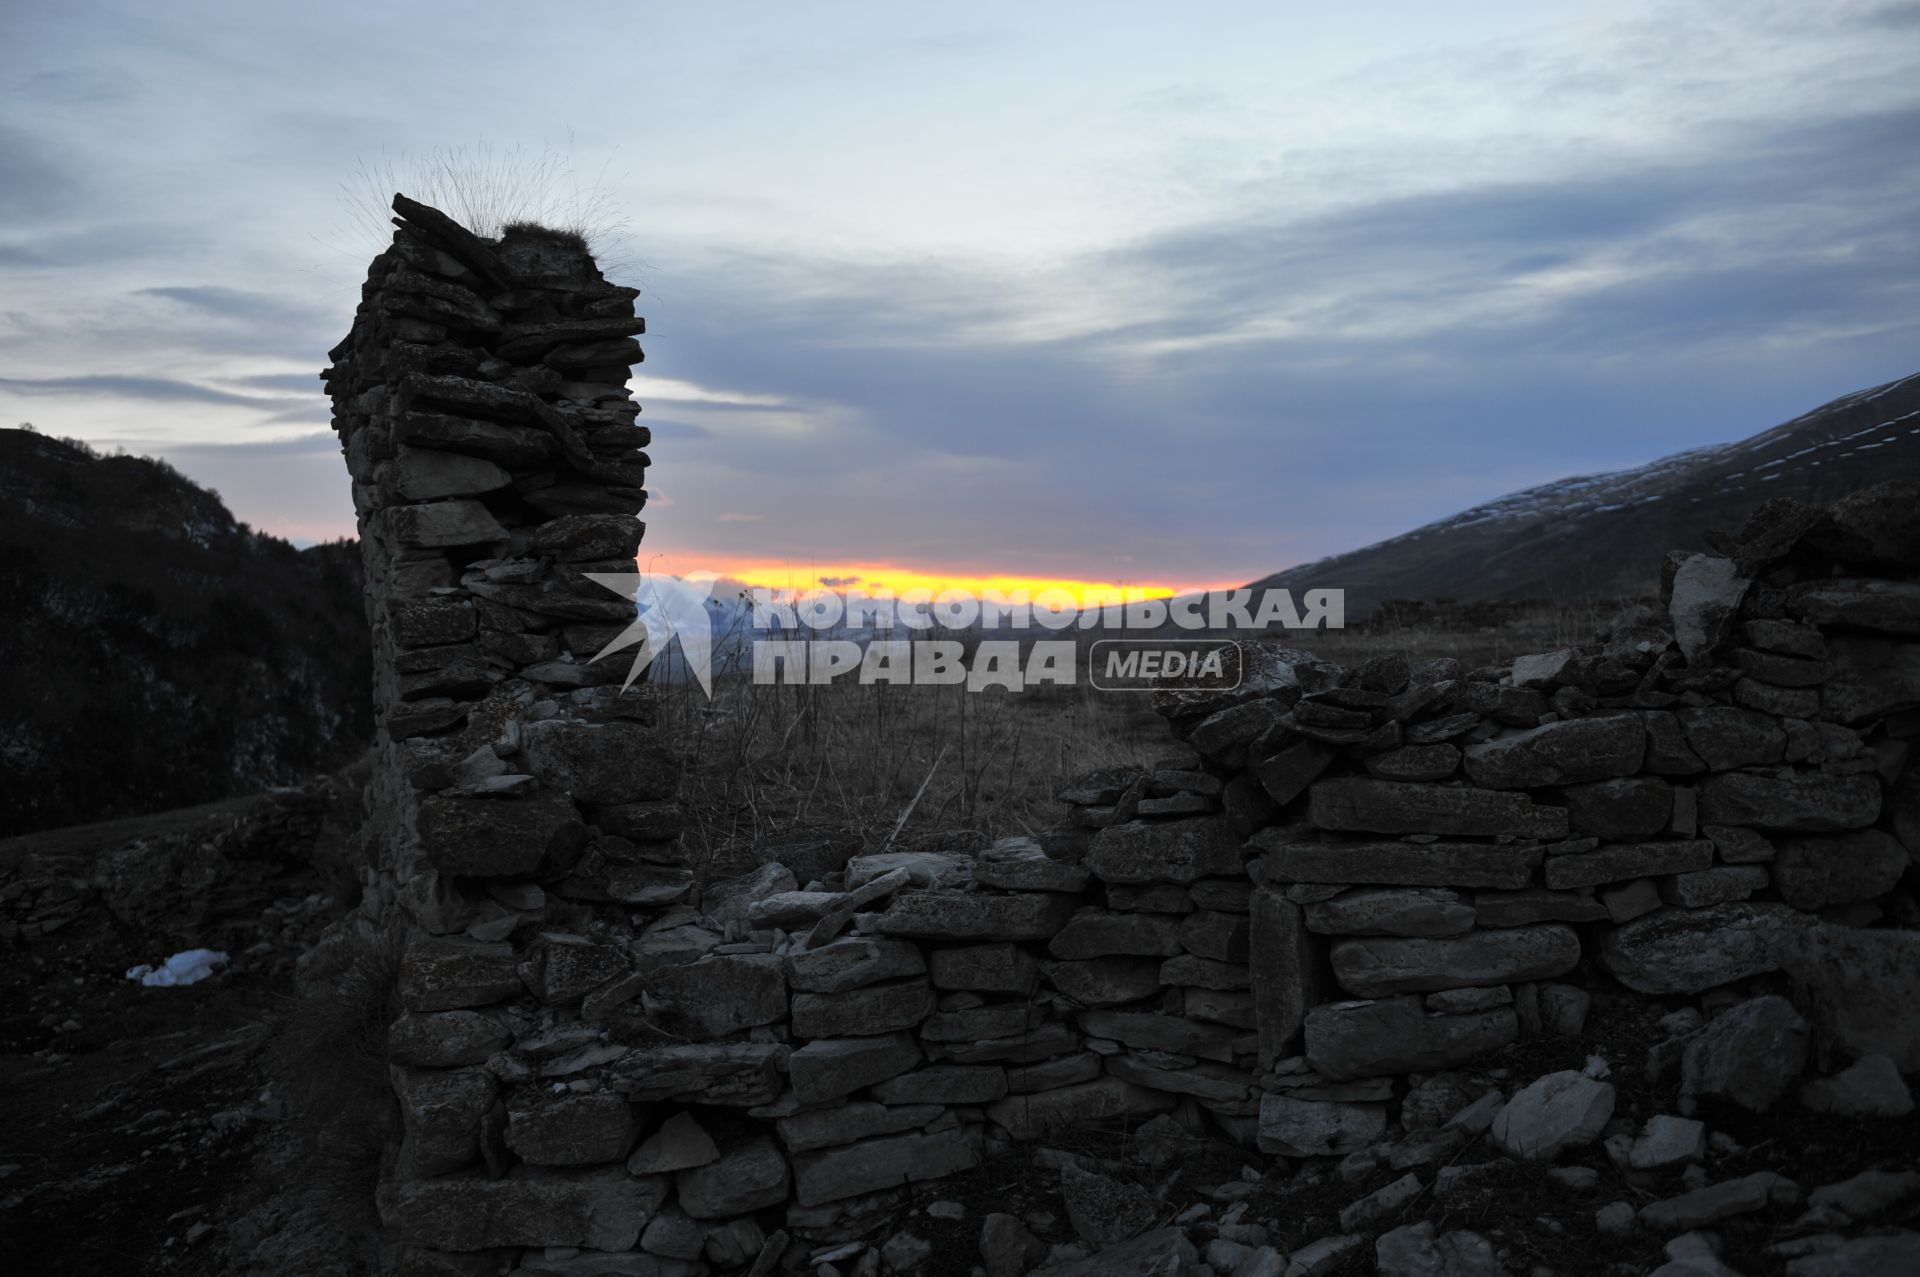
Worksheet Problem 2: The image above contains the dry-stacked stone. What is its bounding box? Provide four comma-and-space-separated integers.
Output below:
1048, 481, 1918, 1163
323, 209, 1918, 1275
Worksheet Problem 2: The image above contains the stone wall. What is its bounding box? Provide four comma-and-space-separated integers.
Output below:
325, 203, 1918, 1276
1094, 485, 1920, 1113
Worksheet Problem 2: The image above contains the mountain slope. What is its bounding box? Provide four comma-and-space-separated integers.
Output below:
0, 428, 371, 836
1252, 372, 1920, 615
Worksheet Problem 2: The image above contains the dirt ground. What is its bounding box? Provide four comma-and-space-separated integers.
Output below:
0, 781, 363, 1275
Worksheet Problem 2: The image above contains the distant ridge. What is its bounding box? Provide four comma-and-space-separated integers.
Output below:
1251, 372, 1920, 616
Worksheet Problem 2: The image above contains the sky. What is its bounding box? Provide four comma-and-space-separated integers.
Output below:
2, 1, 1917, 596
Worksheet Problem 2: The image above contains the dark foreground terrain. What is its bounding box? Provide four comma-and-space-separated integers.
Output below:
0, 774, 375, 1275
2, 742, 1915, 1277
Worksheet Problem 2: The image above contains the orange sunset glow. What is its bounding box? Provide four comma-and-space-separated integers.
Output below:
636, 554, 1250, 609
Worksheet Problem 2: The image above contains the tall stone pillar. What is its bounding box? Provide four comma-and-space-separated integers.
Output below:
323, 196, 694, 1266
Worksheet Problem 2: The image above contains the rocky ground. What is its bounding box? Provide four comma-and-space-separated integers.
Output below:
3, 773, 1917, 1277
0, 775, 370, 1275
738, 990, 1917, 1277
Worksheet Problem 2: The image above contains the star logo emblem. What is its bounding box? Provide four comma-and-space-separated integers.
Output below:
583, 570, 721, 696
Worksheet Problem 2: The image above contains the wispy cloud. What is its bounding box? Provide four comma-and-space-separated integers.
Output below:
0, 373, 308, 408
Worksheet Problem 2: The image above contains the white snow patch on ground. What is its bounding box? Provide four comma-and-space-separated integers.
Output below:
126, 948, 229, 987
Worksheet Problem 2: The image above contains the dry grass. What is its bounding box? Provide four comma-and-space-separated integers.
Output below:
648, 596, 1650, 884
658, 670, 1171, 884
1274, 595, 1655, 670
330, 138, 632, 265
502, 220, 590, 250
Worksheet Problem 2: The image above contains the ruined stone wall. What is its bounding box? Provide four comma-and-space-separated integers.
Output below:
325, 203, 1918, 1276
1047, 485, 1920, 1168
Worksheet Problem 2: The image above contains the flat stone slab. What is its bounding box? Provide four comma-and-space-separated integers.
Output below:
1254, 835, 1545, 890
928, 942, 1039, 993
1365, 743, 1463, 783
870, 1064, 1008, 1106
788, 1032, 923, 1104
920, 1001, 1045, 1042
1043, 956, 1165, 1006
1561, 777, 1674, 838
1599, 901, 1814, 995
944, 1021, 1081, 1065
504, 1092, 637, 1167
1257, 1094, 1387, 1156
1250, 887, 1323, 1068
1048, 909, 1184, 959
606, 1044, 789, 1107
1677, 707, 1786, 770
1788, 577, 1920, 635
1308, 779, 1569, 839
775, 1100, 944, 1153
644, 953, 786, 1039
792, 1126, 983, 1207
1696, 772, 1881, 832
786, 936, 926, 994
747, 891, 841, 929
418, 791, 581, 876
1463, 714, 1646, 789
790, 980, 934, 1039
1087, 817, 1246, 884
1772, 829, 1907, 910
1637, 1171, 1797, 1232
974, 837, 1091, 893
1180, 908, 1251, 960
1329, 924, 1581, 997
1304, 887, 1475, 937
398, 936, 522, 1012
874, 890, 1078, 941
1655, 866, 1764, 910
1542, 840, 1713, 889
520, 718, 677, 804
985, 1077, 1177, 1140
388, 1011, 510, 1067
1306, 996, 1518, 1081
1076, 1010, 1244, 1063
845, 850, 971, 889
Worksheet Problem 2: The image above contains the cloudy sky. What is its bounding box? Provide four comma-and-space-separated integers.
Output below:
3, 1, 1916, 593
